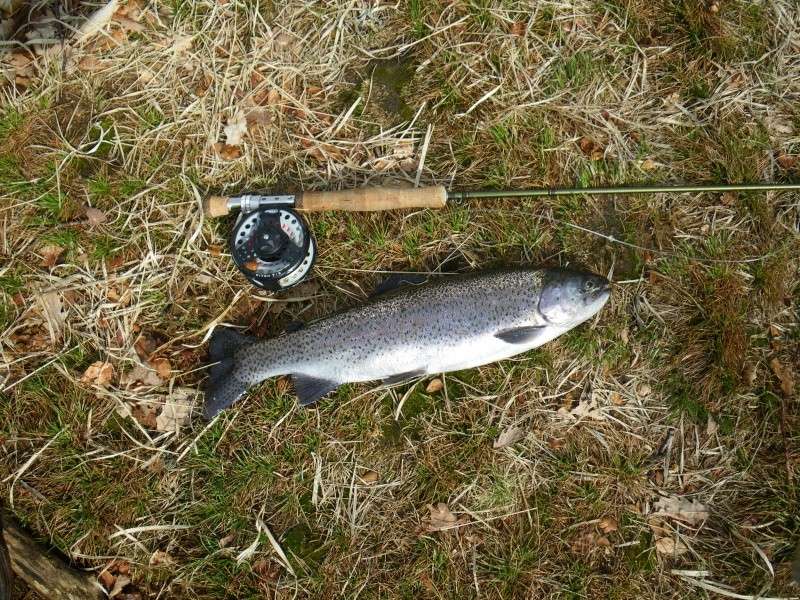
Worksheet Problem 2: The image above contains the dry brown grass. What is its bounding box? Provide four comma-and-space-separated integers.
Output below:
0, 0, 799, 598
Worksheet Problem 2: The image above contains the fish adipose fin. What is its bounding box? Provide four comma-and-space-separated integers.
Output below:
384, 369, 426, 385
204, 328, 257, 419
292, 374, 339, 406
494, 326, 547, 344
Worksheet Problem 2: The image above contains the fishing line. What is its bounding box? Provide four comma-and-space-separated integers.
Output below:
470, 206, 779, 266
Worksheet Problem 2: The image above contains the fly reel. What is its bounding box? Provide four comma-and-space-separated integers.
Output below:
229, 205, 315, 291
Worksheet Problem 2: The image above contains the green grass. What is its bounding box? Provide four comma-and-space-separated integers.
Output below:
2, 2, 798, 598
0, 108, 23, 142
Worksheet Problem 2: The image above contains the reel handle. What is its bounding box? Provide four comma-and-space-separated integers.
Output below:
297, 186, 448, 212
202, 186, 448, 217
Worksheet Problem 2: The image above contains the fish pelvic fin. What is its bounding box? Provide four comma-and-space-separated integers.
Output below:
204, 327, 258, 419
291, 374, 339, 406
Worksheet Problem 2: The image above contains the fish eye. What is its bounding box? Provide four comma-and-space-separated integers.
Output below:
583, 281, 596, 293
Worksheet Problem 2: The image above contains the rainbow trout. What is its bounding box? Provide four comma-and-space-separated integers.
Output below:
204, 268, 611, 418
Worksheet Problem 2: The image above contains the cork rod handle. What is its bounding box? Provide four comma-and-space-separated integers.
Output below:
203, 196, 231, 217
297, 186, 448, 212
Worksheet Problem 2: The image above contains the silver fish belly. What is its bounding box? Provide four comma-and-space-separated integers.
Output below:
204, 268, 611, 418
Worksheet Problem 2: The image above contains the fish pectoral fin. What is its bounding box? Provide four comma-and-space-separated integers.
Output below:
291, 374, 339, 406
383, 369, 427, 385
494, 325, 548, 344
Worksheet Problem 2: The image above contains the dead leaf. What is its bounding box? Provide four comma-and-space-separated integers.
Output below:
273, 32, 293, 50
770, 357, 795, 398
571, 531, 611, 554
562, 393, 606, 421
424, 503, 466, 531
39, 244, 64, 268
113, 561, 130, 575
641, 158, 657, 171
155, 387, 196, 432
360, 470, 379, 484
266, 88, 281, 105
219, 533, 236, 548
426, 378, 443, 393
720, 191, 737, 206
392, 139, 415, 159
493, 425, 524, 449
213, 142, 242, 161
38, 290, 66, 344
150, 357, 172, 381
245, 107, 271, 131
305, 143, 343, 162
134, 334, 157, 360
510, 21, 526, 36
99, 569, 115, 590
81, 361, 114, 387
598, 516, 618, 533
636, 382, 652, 397
655, 536, 688, 556
610, 391, 625, 406
777, 153, 797, 170
130, 402, 158, 429
77, 55, 107, 72
253, 559, 281, 581
113, 14, 146, 32
109, 574, 130, 598
84, 206, 107, 225
653, 496, 709, 525
224, 110, 248, 146
149, 550, 174, 566
121, 363, 162, 387
579, 136, 604, 160
170, 34, 193, 56
208, 244, 223, 257
419, 572, 436, 593
7, 51, 34, 74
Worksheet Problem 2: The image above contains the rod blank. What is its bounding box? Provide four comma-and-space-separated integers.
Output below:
449, 182, 800, 201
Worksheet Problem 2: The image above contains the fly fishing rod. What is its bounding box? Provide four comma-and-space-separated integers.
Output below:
203, 181, 800, 290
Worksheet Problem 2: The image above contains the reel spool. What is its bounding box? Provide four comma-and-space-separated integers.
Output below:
230, 207, 315, 291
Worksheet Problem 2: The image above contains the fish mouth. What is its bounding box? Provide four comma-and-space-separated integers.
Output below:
595, 281, 612, 304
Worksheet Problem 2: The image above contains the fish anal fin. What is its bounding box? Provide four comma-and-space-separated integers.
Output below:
495, 325, 547, 344
292, 374, 339, 406
384, 369, 426, 385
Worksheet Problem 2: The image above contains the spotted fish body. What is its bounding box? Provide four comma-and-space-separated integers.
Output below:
205, 268, 611, 418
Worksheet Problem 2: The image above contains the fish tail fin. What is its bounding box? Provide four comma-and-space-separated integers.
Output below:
204, 328, 257, 419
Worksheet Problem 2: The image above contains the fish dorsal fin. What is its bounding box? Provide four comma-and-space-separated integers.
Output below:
284, 320, 305, 333
494, 325, 547, 344
291, 374, 339, 406
371, 273, 429, 297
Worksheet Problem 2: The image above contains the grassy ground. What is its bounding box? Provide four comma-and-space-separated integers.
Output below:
1, 0, 799, 598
